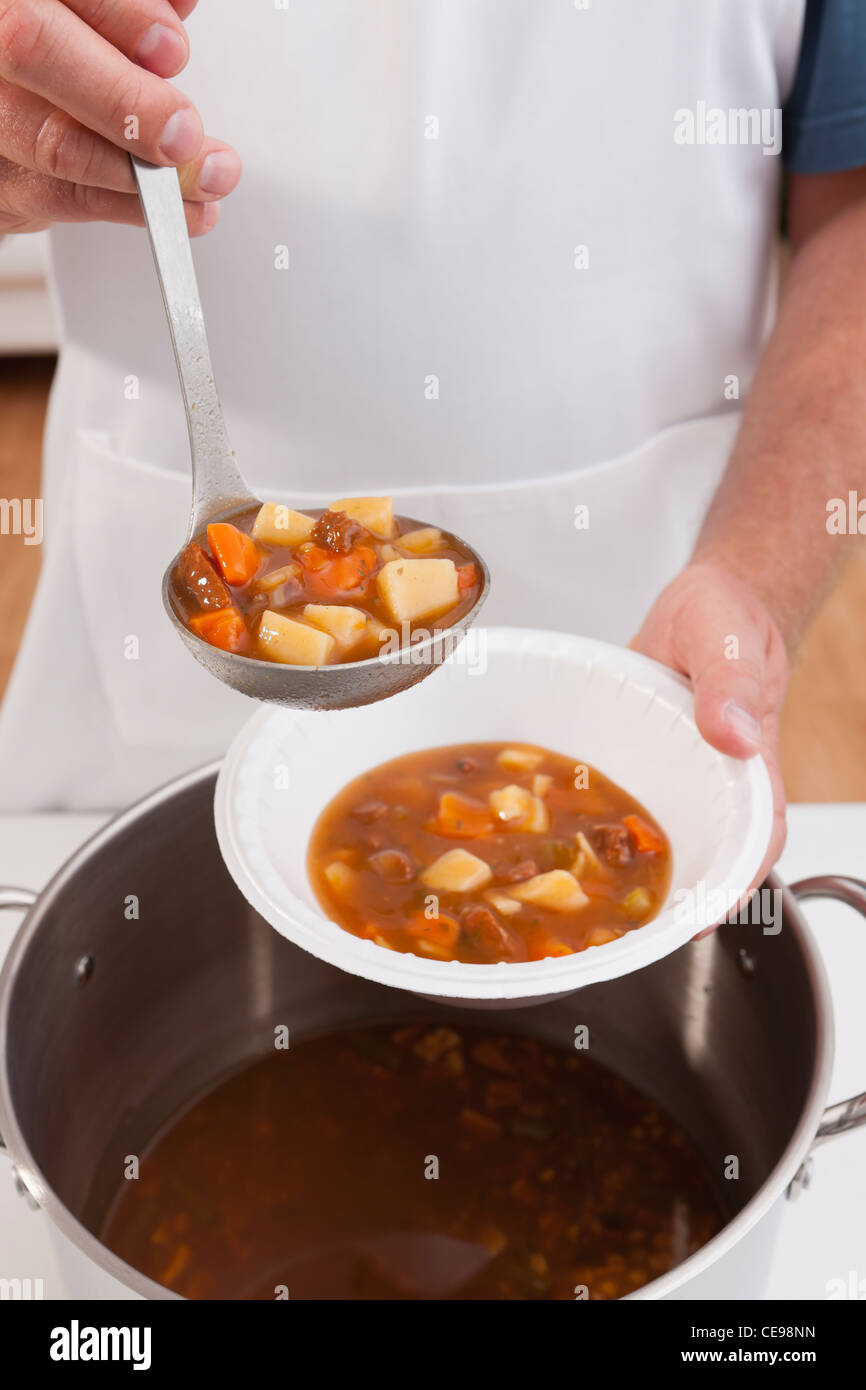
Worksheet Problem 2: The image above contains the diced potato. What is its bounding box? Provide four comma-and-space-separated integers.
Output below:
489, 784, 550, 834
484, 890, 522, 917
497, 747, 544, 773
376, 558, 459, 624
421, 848, 492, 893
323, 861, 357, 898
257, 610, 336, 666
302, 604, 368, 648
378, 544, 401, 563
365, 617, 390, 652
398, 526, 444, 555
252, 503, 315, 547
510, 870, 589, 912
532, 773, 553, 797
330, 496, 395, 538
571, 830, 605, 878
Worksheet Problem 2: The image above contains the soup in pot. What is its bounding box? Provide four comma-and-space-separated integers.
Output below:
100, 1022, 723, 1300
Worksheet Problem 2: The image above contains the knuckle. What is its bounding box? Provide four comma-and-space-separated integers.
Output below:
0, 2, 45, 78
85, 0, 113, 31
31, 110, 78, 181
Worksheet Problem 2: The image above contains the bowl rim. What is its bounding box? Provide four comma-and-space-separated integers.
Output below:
214, 626, 775, 1000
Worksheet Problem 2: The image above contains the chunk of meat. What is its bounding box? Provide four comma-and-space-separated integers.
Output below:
460, 905, 527, 962
498, 859, 538, 884
594, 824, 635, 867
312, 509, 365, 554
368, 849, 415, 883
176, 543, 232, 611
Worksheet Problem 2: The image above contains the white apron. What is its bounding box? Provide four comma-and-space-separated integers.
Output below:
0, 0, 805, 810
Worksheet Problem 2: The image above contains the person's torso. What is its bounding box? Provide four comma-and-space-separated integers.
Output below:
46, 0, 805, 495
0, 0, 805, 810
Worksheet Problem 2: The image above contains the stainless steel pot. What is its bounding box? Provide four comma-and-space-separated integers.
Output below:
0, 762, 864, 1300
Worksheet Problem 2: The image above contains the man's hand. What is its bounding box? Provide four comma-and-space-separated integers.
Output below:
0, 0, 241, 235
630, 562, 789, 892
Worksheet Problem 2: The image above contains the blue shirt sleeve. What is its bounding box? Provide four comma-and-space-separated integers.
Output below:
784, 0, 866, 172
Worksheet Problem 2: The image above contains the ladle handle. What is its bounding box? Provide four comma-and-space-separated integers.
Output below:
130, 155, 254, 538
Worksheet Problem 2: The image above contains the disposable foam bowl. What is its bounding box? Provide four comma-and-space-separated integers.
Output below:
215, 627, 774, 1005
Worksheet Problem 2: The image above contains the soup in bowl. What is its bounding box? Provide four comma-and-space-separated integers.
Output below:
215, 629, 773, 1004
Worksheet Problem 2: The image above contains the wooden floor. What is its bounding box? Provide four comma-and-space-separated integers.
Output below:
1, 356, 864, 801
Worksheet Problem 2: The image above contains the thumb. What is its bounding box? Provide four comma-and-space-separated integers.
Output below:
679, 613, 766, 758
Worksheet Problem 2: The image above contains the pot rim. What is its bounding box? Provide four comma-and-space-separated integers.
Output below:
0, 760, 836, 1302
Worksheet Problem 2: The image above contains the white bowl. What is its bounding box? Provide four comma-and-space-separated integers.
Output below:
214, 627, 773, 1004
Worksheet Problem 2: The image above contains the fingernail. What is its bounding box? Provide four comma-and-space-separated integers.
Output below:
135, 22, 187, 77
723, 701, 762, 749
199, 150, 242, 196
203, 202, 221, 229
159, 107, 203, 163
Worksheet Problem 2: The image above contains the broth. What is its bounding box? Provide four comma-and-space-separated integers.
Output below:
308, 742, 672, 963
100, 1022, 723, 1300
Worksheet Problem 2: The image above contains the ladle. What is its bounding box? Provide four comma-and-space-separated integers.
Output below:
130, 156, 489, 710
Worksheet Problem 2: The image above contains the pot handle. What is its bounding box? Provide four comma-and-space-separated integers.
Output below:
0, 888, 36, 1159
0, 888, 37, 912
790, 875, 866, 1145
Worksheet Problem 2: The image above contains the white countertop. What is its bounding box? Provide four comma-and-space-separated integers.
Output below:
1, 805, 865, 1300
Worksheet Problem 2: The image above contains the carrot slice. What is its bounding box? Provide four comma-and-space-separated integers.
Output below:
457, 562, 478, 591
326, 545, 378, 592
542, 938, 575, 957
404, 910, 460, 949
427, 792, 494, 839
206, 524, 261, 586
622, 814, 666, 854
189, 607, 248, 653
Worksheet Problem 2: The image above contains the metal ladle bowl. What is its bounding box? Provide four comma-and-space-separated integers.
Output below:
161, 511, 489, 710
132, 157, 490, 710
